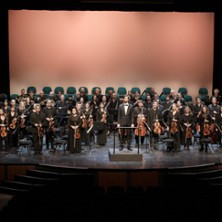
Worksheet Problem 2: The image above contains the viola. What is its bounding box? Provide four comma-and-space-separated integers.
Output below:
74, 127, 81, 139
101, 112, 107, 124
48, 118, 55, 132
0, 126, 7, 138
170, 121, 178, 134
153, 120, 164, 135
185, 125, 192, 139
195, 123, 200, 132
81, 115, 87, 128
9, 118, 17, 129
135, 115, 146, 137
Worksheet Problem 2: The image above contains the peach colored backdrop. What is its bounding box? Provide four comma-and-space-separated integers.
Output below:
9, 10, 214, 97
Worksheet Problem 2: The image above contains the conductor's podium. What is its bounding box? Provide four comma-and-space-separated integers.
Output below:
109, 148, 143, 161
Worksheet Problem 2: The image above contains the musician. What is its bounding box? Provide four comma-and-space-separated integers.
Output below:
18, 101, 29, 139
208, 96, 220, 117
36, 91, 47, 108
30, 104, 46, 155
144, 94, 153, 110
210, 88, 221, 105
181, 106, 194, 149
193, 96, 203, 125
17, 89, 28, 103
162, 95, 172, 111
117, 95, 134, 151
101, 95, 108, 110
79, 87, 88, 103
0, 108, 9, 151
81, 102, 93, 145
8, 106, 18, 150
198, 106, 211, 152
167, 103, 181, 151
66, 95, 76, 112
91, 95, 99, 120
148, 101, 163, 149
175, 93, 185, 106
3, 99, 10, 115
169, 90, 177, 103
67, 107, 81, 153
42, 100, 57, 150
134, 100, 147, 145
176, 100, 184, 115
96, 102, 108, 146
94, 88, 102, 104
56, 94, 68, 121
10, 99, 18, 112
130, 91, 141, 107
49, 92, 56, 106
55, 91, 62, 102
27, 91, 36, 104
106, 89, 114, 101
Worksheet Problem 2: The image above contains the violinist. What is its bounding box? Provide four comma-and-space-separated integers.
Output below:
17, 89, 28, 103
42, 100, 57, 151
144, 94, 153, 110
3, 99, 10, 115
210, 88, 221, 105
181, 106, 194, 149
208, 96, 220, 117
148, 101, 163, 149
30, 104, 46, 155
193, 97, 203, 131
81, 102, 92, 146
10, 99, 18, 113
79, 87, 88, 103
8, 106, 18, 150
27, 90, 36, 104
134, 100, 147, 146
167, 103, 181, 151
198, 106, 211, 152
96, 102, 108, 146
90, 95, 99, 120
18, 101, 29, 139
162, 95, 173, 111
0, 108, 8, 151
67, 107, 81, 153
36, 91, 47, 108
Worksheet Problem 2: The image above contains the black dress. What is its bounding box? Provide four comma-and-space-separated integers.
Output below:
8, 111, 19, 149
96, 109, 107, 146
68, 114, 81, 153
181, 114, 194, 147
0, 114, 9, 150
167, 111, 181, 150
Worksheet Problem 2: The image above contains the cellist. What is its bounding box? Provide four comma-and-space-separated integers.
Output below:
134, 100, 147, 146
181, 106, 194, 149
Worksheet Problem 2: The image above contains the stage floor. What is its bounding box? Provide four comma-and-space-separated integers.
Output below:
1, 134, 222, 169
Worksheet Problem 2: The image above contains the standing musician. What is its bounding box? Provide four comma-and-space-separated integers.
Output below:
148, 101, 163, 149
193, 96, 203, 131
42, 100, 57, 151
101, 95, 109, 110
134, 100, 147, 146
198, 106, 211, 152
107, 92, 119, 128
36, 91, 47, 108
3, 99, 10, 115
144, 94, 153, 110
0, 108, 9, 150
167, 103, 181, 151
162, 95, 173, 111
94, 88, 102, 104
181, 106, 194, 149
117, 95, 134, 151
210, 88, 221, 105
27, 91, 36, 104
8, 106, 18, 150
208, 96, 220, 117
96, 102, 108, 146
18, 101, 29, 139
17, 89, 28, 103
79, 87, 88, 103
56, 94, 68, 125
67, 107, 81, 153
91, 95, 99, 120
30, 104, 46, 155
10, 99, 18, 113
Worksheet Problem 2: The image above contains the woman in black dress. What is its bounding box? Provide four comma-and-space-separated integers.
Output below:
96, 102, 108, 146
167, 103, 181, 151
181, 106, 194, 149
68, 107, 81, 153
0, 108, 9, 150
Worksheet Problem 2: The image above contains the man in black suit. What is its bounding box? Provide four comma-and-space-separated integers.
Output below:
117, 95, 134, 151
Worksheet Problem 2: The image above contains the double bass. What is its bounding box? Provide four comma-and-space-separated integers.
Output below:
135, 114, 146, 137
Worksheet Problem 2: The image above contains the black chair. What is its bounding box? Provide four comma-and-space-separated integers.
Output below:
162, 138, 175, 151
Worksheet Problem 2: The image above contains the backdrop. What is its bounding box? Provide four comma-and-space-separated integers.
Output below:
9, 10, 214, 97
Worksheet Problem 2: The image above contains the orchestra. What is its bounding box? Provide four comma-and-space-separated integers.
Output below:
1, 87, 222, 155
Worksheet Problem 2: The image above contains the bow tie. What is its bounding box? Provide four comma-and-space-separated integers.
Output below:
124, 104, 129, 106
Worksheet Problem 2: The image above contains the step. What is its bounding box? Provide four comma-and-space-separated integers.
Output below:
0, 186, 29, 195
14, 175, 59, 185
26, 169, 60, 178
2, 181, 46, 191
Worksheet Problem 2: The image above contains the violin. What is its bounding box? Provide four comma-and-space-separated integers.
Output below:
48, 117, 55, 132
170, 121, 178, 134
0, 125, 7, 138
9, 118, 17, 130
74, 127, 81, 139
81, 115, 87, 128
101, 112, 107, 124
135, 115, 146, 137
37, 124, 44, 138
195, 123, 200, 132
153, 118, 164, 135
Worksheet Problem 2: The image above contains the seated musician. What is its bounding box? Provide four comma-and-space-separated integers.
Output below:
148, 101, 163, 149
134, 100, 147, 146
181, 106, 194, 149
67, 107, 81, 153
30, 104, 46, 155
0, 108, 9, 151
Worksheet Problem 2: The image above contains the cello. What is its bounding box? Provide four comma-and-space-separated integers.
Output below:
134, 114, 146, 137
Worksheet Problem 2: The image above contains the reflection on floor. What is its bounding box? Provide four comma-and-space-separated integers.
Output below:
1, 133, 222, 169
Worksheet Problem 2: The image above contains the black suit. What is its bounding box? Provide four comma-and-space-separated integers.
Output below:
118, 103, 134, 147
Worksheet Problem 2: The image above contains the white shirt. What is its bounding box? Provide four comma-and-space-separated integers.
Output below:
124, 103, 129, 115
